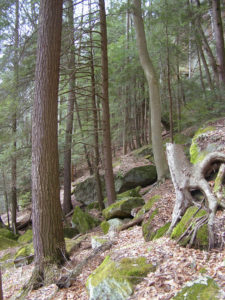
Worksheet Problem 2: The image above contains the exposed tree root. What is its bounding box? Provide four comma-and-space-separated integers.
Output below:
166, 143, 225, 249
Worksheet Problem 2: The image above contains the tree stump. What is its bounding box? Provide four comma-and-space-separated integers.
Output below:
166, 143, 225, 249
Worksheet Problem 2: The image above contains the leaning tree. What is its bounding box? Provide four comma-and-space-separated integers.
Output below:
166, 143, 225, 249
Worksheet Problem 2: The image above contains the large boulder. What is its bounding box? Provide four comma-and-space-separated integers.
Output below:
189, 126, 224, 164
171, 206, 208, 249
71, 206, 100, 233
73, 175, 105, 206
115, 165, 157, 193
86, 256, 155, 300
172, 276, 222, 299
102, 197, 144, 220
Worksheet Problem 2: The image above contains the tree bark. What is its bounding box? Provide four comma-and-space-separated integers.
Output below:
63, 0, 76, 215
99, 0, 116, 205
132, 0, 169, 181
0, 267, 3, 300
212, 0, 225, 85
32, 0, 66, 277
11, 0, 19, 235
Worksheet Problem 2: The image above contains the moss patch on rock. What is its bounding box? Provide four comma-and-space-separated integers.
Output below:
18, 229, 33, 243
135, 195, 160, 219
86, 256, 155, 300
71, 206, 100, 234
190, 126, 215, 164
102, 197, 144, 220
91, 236, 109, 249
153, 222, 171, 240
14, 243, 34, 260
142, 209, 159, 242
65, 236, 86, 255
172, 276, 221, 299
101, 220, 110, 234
171, 206, 208, 249
117, 186, 141, 200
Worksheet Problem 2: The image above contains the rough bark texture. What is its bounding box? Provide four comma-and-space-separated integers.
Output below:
132, 0, 169, 181
32, 0, 65, 274
166, 143, 225, 249
11, 0, 19, 235
0, 268, 3, 300
99, 0, 116, 205
63, 0, 75, 214
212, 0, 225, 85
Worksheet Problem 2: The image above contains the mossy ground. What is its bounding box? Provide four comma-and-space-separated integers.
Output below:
0, 236, 19, 250
0, 228, 18, 240
18, 229, 33, 243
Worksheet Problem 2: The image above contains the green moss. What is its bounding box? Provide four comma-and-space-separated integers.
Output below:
117, 186, 141, 200
135, 195, 160, 219
102, 197, 144, 220
86, 202, 101, 210
71, 206, 100, 234
0, 236, 19, 250
153, 222, 171, 240
0, 228, 18, 240
190, 126, 215, 164
142, 209, 159, 242
86, 255, 155, 299
171, 206, 208, 248
18, 229, 33, 243
101, 221, 110, 234
14, 243, 34, 259
172, 276, 220, 299
65, 235, 86, 255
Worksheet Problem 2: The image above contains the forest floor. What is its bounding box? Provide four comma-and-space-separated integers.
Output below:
2, 118, 225, 299
2, 178, 225, 300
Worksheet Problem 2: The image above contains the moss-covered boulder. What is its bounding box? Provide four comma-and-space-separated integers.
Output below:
115, 165, 157, 193
153, 222, 171, 240
172, 276, 222, 299
73, 175, 106, 205
101, 218, 131, 234
0, 236, 19, 250
142, 209, 159, 242
18, 229, 33, 243
135, 195, 159, 219
190, 126, 217, 164
117, 186, 141, 200
71, 206, 100, 233
86, 256, 155, 300
171, 206, 208, 249
132, 145, 153, 158
14, 243, 34, 267
102, 197, 144, 220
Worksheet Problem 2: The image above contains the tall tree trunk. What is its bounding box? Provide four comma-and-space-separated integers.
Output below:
89, 0, 104, 210
11, 0, 19, 235
132, 0, 168, 180
0, 267, 3, 300
63, 0, 76, 214
99, 0, 116, 205
32, 0, 66, 278
212, 0, 225, 85
2, 170, 10, 227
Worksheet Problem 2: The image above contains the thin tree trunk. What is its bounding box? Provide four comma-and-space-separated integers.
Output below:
0, 267, 3, 300
89, 0, 104, 210
2, 170, 10, 227
63, 0, 76, 214
32, 0, 65, 276
212, 0, 225, 85
132, 0, 168, 180
99, 0, 116, 205
11, 0, 19, 235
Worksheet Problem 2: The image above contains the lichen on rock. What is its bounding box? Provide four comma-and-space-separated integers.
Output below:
172, 276, 222, 299
86, 256, 155, 300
